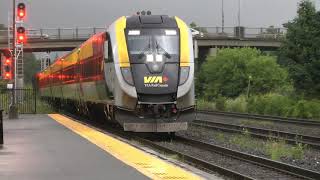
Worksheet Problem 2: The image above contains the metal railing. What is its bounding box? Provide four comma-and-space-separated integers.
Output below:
0, 89, 37, 114
0, 26, 286, 42
0, 27, 106, 41
195, 26, 286, 40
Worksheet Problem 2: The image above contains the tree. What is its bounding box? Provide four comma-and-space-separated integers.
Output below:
189, 22, 207, 33
24, 53, 40, 85
280, 0, 320, 96
201, 48, 290, 99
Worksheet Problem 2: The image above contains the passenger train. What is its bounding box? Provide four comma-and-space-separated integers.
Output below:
37, 15, 195, 132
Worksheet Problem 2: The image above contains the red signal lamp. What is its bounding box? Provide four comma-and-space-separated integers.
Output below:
5, 58, 11, 64
5, 73, 11, 78
17, 3, 26, 19
18, 35, 25, 41
17, 27, 26, 43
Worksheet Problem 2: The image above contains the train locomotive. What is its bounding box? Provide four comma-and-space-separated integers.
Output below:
37, 15, 195, 132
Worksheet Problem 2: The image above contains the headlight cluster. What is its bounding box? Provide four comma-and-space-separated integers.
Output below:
121, 67, 134, 86
179, 66, 189, 85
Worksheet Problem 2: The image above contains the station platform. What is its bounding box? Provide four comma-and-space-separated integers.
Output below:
0, 114, 202, 180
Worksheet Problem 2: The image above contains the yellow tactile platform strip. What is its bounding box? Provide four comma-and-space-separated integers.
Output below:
48, 114, 202, 180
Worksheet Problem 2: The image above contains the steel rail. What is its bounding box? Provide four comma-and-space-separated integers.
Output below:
175, 136, 320, 180
192, 120, 320, 149
197, 110, 320, 127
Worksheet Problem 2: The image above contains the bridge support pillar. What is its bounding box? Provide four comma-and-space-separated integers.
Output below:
208, 47, 218, 56
194, 40, 198, 59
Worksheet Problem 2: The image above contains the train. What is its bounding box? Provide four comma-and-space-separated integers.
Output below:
37, 14, 195, 132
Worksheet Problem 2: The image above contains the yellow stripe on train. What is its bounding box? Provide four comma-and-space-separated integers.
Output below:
175, 16, 190, 67
115, 16, 130, 68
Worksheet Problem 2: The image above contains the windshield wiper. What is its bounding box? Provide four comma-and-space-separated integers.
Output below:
155, 41, 171, 59
138, 38, 152, 59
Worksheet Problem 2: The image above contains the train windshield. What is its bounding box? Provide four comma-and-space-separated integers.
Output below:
126, 29, 179, 63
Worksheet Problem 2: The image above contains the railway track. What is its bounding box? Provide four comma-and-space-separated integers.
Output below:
169, 136, 320, 180
192, 119, 320, 149
197, 110, 320, 127
62, 113, 320, 180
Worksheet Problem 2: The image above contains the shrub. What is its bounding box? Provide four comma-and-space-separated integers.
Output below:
201, 48, 290, 99
225, 95, 247, 113
215, 96, 226, 111
248, 93, 295, 117
290, 100, 320, 119
196, 99, 216, 111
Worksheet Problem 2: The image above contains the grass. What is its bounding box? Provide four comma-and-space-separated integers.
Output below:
225, 129, 306, 161
229, 129, 264, 151
196, 99, 216, 111
265, 139, 306, 160
36, 99, 56, 114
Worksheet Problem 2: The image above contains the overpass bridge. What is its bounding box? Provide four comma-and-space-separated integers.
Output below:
0, 26, 285, 56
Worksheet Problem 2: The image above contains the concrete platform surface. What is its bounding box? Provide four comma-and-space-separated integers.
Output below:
0, 114, 149, 180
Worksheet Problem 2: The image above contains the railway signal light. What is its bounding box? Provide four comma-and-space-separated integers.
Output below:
17, 27, 26, 44
17, 3, 26, 19
2, 50, 13, 80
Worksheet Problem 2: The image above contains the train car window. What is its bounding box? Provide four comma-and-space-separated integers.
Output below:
108, 39, 113, 62
104, 40, 108, 62
104, 33, 113, 62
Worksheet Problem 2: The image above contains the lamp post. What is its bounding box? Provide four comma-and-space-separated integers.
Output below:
246, 75, 252, 100
238, 0, 241, 27
221, 0, 225, 32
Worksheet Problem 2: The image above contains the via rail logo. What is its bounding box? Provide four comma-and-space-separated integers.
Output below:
144, 76, 169, 87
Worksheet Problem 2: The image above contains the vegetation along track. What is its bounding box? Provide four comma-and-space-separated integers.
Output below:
61, 113, 320, 180
192, 119, 320, 149
196, 110, 320, 127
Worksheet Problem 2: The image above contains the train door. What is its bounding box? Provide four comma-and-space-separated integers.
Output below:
104, 33, 115, 99
75, 48, 83, 102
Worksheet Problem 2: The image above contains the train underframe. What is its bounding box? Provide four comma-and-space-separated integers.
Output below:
43, 97, 194, 132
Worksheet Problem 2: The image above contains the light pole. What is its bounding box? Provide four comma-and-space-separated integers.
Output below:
221, 0, 225, 32
238, 0, 241, 27
246, 75, 252, 100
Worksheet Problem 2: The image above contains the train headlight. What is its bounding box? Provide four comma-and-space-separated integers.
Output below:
179, 67, 190, 85
121, 67, 134, 86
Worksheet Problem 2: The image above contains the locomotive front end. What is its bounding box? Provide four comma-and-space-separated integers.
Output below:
109, 15, 195, 132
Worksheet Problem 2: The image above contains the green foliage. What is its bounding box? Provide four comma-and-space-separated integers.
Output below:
36, 99, 55, 114
265, 139, 289, 160
246, 93, 320, 119
189, 21, 207, 33
24, 53, 40, 85
225, 95, 247, 113
196, 99, 216, 111
290, 143, 306, 160
265, 139, 306, 160
280, 0, 320, 96
215, 96, 226, 111
201, 48, 290, 99
248, 93, 295, 116
290, 99, 320, 119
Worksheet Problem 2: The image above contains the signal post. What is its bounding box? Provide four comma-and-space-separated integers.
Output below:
8, 1, 27, 119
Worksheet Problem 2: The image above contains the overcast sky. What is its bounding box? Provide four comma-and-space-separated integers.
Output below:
1, 0, 317, 29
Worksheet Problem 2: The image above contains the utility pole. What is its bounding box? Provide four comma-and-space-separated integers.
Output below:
238, 0, 241, 27
221, 0, 225, 32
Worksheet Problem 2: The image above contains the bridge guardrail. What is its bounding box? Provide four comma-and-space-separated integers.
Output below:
193, 26, 286, 40
0, 27, 106, 41
0, 26, 286, 42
